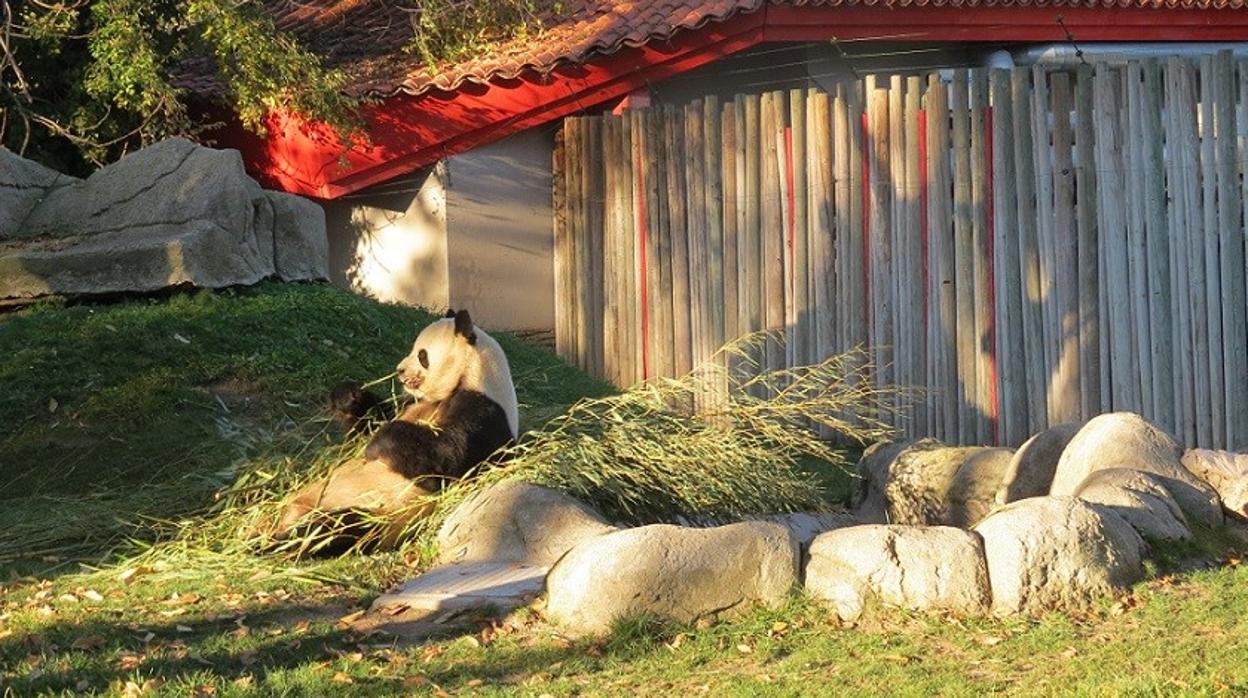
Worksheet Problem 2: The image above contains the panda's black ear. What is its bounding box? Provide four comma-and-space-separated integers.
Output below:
444, 308, 456, 318
453, 309, 477, 345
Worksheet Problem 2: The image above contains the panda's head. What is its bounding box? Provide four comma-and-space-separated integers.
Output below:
396, 309, 479, 403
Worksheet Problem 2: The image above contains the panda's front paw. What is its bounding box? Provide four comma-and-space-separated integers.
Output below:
330, 381, 389, 435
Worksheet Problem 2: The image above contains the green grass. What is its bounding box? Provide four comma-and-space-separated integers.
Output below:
1, 282, 1246, 696
0, 282, 610, 572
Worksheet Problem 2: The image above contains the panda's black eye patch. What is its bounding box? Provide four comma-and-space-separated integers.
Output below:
418, 349, 429, 369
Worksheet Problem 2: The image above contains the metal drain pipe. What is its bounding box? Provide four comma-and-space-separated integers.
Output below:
985, 42, 1248, 70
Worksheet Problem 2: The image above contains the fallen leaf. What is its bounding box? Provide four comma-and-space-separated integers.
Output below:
58, 593, 79, 604
234, 676, 254, 689
119, 567, 152, 585
118, 653, 144, 670
736, 643, 754, 654
332, 672, 354, 684
190, 685, 217, 697
976, 635, 1004, 647
466, 679, 484, 687
47, 398, 58, 413
176, 625, 193, 633
173, 333, 191, 344
1061, 646, 1078, 659
238, 650, 257, 666
403, 675, 430, 688
82, 589, 105, 602
461, 635, 481, 649
665, 633, 687, 651
70, 635, 105, 651
292, 620, 311, 633
337, 610, 366, 626
121, 678, 164, 697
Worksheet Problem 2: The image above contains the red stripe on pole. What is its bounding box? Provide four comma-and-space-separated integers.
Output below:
984, 105, 1000, 445
635, 132, 651, 381
861, 111, 871, 330
918, 108, 929, 358
785, 125, 797, 302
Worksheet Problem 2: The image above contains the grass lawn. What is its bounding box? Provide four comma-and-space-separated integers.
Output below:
1, 283, 1246, 696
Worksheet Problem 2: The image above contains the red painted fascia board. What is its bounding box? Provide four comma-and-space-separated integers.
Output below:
243, 5, 1248, 199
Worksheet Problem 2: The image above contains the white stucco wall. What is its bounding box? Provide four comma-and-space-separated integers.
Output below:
444, 126, 556, 331
322, 165, 450, 311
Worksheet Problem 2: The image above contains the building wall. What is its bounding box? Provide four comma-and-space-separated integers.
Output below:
322, 165, 449, 311
319, 41, 986, 332
444, 126, 557, 331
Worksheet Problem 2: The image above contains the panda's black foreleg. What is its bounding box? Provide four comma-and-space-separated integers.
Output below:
330, 380, 394, 436
364, 421, 459, 490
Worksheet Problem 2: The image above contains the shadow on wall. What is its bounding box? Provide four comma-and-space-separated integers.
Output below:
325, 166, 449, 310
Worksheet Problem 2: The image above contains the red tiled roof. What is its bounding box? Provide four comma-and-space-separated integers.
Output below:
187, 0, 1243, 100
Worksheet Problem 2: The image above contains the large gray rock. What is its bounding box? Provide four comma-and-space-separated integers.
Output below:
805, 525, 990, 620
1182, 449, 1248, 520
0, 148, 78, 236
996, 423, 1081, 505
1050, 412, 1222, 528
437, 481, 615, 566
852, 439, 1007, 526
0, 139, 328, 299
545, 521, 799, 636
266, 190, 329, 281
974, 496, 1145, 615
1075, 468, 1191, 541
948, 448, 1014, 527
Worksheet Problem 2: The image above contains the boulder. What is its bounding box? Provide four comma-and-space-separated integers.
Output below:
0, 139, 329, 299
974, 497, 1145, 615
850, 439, 915, 523
1182, 449, 1248, 520
1075, 468, 1191, 541
753, 511, 861, 552
266, 190, 330, 281
805, 525, 990, 620
996, 422, 1081, 505
545, 521, 799, 636
1049, 412, 1223, 529
0, 147, 78, 236
948, 448, 1014, 527
437, 481, 616, 566
852, 439, 1005, 526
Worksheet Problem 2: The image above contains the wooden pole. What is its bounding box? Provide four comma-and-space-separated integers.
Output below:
1074, 65, 1102, 423
951, 70, 976, 444
1214, 51, 1246, 448
1140, 60, 1175, 434
1199, 56, 1226, 446
991, 69, 1026, 445
1049, 71, 1081, 426
1012, 69, 1047, 433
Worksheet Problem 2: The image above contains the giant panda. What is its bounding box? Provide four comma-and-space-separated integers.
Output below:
268, 308, 518, 554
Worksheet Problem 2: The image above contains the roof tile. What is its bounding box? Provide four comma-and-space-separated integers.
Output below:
181, 0, 1243, 99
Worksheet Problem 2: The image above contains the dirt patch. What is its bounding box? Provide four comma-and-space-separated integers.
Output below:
199, 376, 266, 413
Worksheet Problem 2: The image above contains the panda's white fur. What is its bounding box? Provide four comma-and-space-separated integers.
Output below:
396, 315, 519, 439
